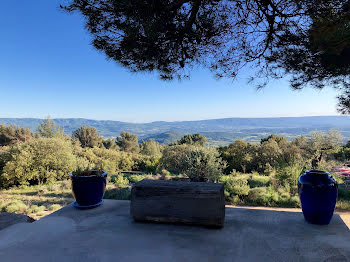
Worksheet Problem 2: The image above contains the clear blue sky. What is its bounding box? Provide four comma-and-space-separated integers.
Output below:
0, 0, 341, 123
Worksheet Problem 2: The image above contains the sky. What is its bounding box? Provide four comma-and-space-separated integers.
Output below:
0, 0, 341, 123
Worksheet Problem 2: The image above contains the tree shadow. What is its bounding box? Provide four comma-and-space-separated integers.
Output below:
225, 206, 350, 231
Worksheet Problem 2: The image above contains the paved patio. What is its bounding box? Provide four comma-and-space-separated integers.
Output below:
0, 200, 349, 262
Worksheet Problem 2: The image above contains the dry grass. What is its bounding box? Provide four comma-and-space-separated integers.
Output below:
0, 181, 74, 220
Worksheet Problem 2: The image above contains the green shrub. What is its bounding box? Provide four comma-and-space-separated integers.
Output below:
276, 164, 303, 194
279, 191, 290, 201
109, 175, 117, 183
338, 187, 350, 200
248, 175, 270, 188
114, 175, 129, 188
127, 175, 147, 183
27, 205, 39, 213
48, 204, 62, 211
219, 175, 250, 199
4, 200, 28, 213
246, 186, 279, 206
28, 205, 46, 214
104, 187, 131, 200
247, 187, 269, 205
183, 147, 226, 182
336, 200, 350, 210
289, 196, 300, 207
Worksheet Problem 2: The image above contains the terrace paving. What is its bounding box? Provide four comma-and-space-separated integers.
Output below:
0, 200, 349, 262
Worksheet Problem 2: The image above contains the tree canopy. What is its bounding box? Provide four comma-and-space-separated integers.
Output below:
172, 133, 207, 146
72, 125, 103, 148
140, 139, 161, 157
62, 0, 350, 112
0, 125, 32, 146
37, 117, 62, 138
116, 131, 140, 153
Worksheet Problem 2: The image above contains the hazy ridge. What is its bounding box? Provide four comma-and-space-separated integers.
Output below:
1, 116, 350, 145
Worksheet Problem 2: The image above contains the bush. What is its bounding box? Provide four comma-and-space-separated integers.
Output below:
336, 200, 350, 210
247, 187, 269, 205
219, 175, 250, 199
275, 164, 303, 194
183, 147, 226, 182
4, 200, 28, 213
338, 186, 350, 200
1, 137, 76, 187
248, 175, 270, 188
127, 174, 147, 183
289, 196, 300, 207
114, 175, 129, 188
48, 204, 62, 211
104, 187, 131, 200
246, 186, 279, 206
28, 205, 46, 214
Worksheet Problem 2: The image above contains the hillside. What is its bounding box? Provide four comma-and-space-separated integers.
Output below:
1, 116, 350, 145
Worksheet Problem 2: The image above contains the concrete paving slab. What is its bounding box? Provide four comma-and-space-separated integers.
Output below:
0, 200, 349, 262
0, 212, 35, 230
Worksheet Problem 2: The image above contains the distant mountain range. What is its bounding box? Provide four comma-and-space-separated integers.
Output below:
1, 116, 350, 145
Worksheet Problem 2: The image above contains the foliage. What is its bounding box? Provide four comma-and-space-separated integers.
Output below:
75, 147, 134, 174
104, 187, 131, 200
102, 138, 119, 150
1, 122, 350, 212
1, 137, 77, 187
131, 154, 159, 173
3, 200, 28, 213
126, 175, 147, 184
27, 205, 46, 214
37, 117, 62, 138
275, 164, 304, 195
173, 133, 207, 147
247, 175, 271, 188
72, 125, 103, 148
48, 204, 62, 211
158, 145, 191, 174
219, 134, 305, 174
116, 132, 140, 153
302, 130, 342, 168
219, 140, 254, 173
182, 147, 225, 182
113, 175, 129, 188
219, 174, 250, 200
62, 1, 350, 112
0, 124, 32, 146
140, 139, 161, 157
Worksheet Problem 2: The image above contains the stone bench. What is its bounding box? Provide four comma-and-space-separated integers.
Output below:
130, 179, 225, 228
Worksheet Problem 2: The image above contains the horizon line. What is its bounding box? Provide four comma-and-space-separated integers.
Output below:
0, 114, 346, 124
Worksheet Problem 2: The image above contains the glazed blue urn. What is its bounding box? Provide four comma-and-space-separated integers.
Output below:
298, 170, 337, 225
70, 170, 107, 209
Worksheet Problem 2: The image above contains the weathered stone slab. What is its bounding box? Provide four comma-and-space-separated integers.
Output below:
130, 179, 225, 227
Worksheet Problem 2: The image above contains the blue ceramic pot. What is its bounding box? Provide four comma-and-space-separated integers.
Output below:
298, 170, 337, 225
70, 170, 107, 209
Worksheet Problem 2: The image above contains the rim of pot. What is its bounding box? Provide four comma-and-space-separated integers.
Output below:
305, 169, 330, 175
69, 170, 107, 178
